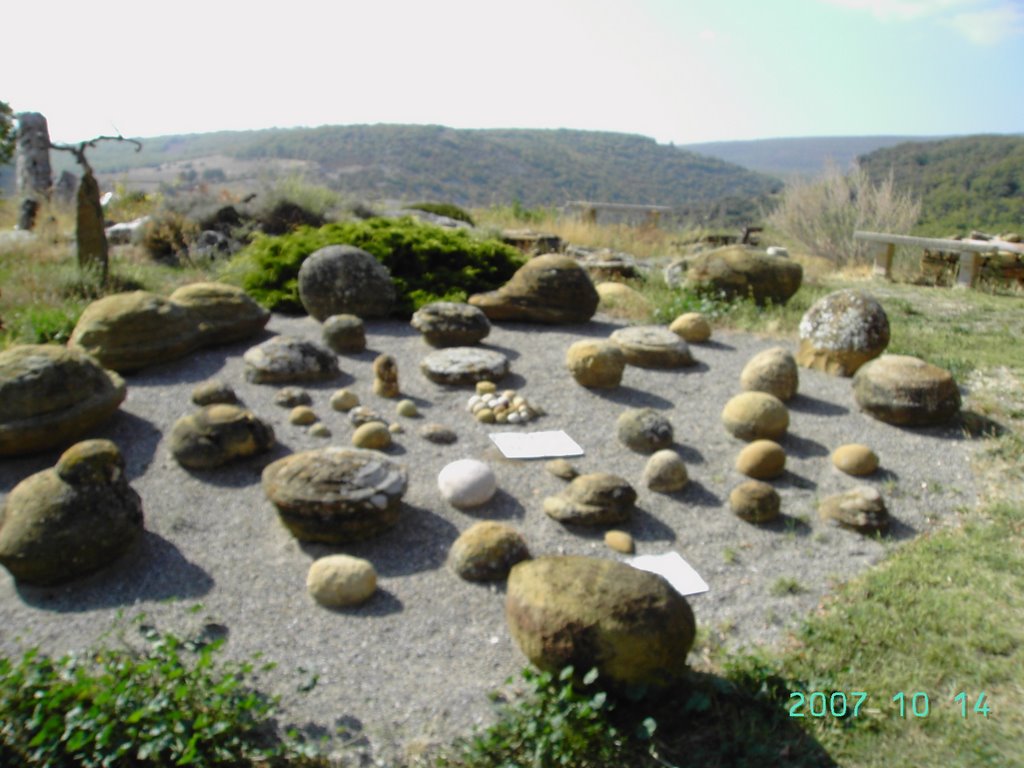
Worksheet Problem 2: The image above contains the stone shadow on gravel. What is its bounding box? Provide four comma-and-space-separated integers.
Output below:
13, 531, 213, 611
672, 480, 722, 508
760, 514, 813, 537
454, 490, 527, 521
780, 432, 830, 458
98, 411, 164, 480
322, 588, 403, 617
588, 386, 675, 409
176, 441, 295, 488
786, 393, 848, 416
123, 334, 275, 388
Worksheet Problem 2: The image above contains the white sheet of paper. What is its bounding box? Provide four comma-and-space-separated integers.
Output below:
488, 430, 584, 459
625, 551, 709, 596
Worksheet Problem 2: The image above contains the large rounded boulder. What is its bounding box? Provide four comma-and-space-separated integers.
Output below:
262, 447, 408, 543
68, 291, 202, 372
298, 245, 396, 320
0, 440, 143, 585
468, 253, 599, 324
168, 282, 270, 345
852, 355, 961, 426
797, 290, 890, 376
506, 556, 696, 689
0, 345, 126, 457
684, 246, 803, 306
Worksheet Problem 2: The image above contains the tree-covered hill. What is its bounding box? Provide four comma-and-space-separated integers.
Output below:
858, 134, 1024, 236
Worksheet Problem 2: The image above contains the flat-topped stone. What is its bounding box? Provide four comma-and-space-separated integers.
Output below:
420, 347, 509, 385
411, 302, 491, 347
263, 447, 408, 543
852, 354, 961, 426
168, 282, 270, 345
0, 344, 126, 457
243, 336, 340, 384
609, 325, 695, 368
169, 404, 275, 469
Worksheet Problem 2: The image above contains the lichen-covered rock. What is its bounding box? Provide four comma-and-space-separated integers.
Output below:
449, 521, 530, 581
669, 312, 711, 343
616, 408, 674, 454
168, 282, 269, 346
735, 440, 786, 479
321, 314, 366, 354
832, 444, 879, 476
298, 245, 396, 320
565, 340, 626, 388
262, 447, 408, 543
797, 290, 890, 376
68, 291, 202, 372
643, 449, 689, 492
420, 347, 509, 385
169, 404, 275, 469
410, 302, 491, 347
819, 485, 889, 533
609, 326, 695, 369
740, 347, 799, 401
721, 392, 789, 441
0, 440, 143, 585
306, 555, 377, 608
543, 473, 636, 526
684, 246, 803, 305
729, 480, 781, 523
243, 336, 339, 384
468, 253, 599, 324
852, 355, 961, 426
0, 345, 126, 457
506, 556, 696, 689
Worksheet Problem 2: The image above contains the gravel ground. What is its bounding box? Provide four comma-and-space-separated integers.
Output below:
0, 313, 977, 764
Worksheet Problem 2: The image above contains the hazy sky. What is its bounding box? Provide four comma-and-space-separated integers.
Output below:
5, 0, 1023, 145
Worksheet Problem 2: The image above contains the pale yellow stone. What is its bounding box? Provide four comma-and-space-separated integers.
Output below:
604, 530, 635, 554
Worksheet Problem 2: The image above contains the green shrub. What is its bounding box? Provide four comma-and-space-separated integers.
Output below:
222, 217, 526, 315
406, 201, 475, 226
0, 617, 321, 767
141, 211, 199, 264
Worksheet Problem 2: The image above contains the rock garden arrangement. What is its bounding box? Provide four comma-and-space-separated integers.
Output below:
0, 245, 974, 762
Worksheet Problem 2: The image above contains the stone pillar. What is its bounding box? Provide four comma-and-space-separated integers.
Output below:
77, 170, 109, 283
14, 112, 53, 230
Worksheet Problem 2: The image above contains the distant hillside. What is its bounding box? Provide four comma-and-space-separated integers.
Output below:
38, 124, 781, 224
684, 136, 934, 178
859, 134, 1024, 236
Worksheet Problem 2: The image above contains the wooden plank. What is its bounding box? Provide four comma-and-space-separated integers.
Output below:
855, 230, 1024, 256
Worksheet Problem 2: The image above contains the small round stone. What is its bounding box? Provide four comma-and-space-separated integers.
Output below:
476, 380, 497, 395
565, 340, 626, 388
832, 444, 879, 476
735, 440, 787, 479
438, 459, 498, 509
740, 347, 799, 402
275, 387, 311, 408
545, 458, 579, 480
396, 399, 419, 418
721, 392, 789, 441
308, 422, 331, 438
643, 449, 688, 492
388, 422, 404, 434
475, 408, 496, 424
191, 378, 238, 406
330, 388, 360, 412
419, 423, 457, 444
729, 480, 781, 523
604, 530, 635, 554
321, 314, 366, 354
306, 554, 377, 608
819, 485, 889, 533
448, 521, 529, 581
289, 406, 317, 426
669, 312, 711, 343
617, 408, 673, 454
352, 422, 392, 450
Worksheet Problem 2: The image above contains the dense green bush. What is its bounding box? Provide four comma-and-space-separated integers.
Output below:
406, 201, 475, 225
0, 618, 322, 767
222, 216, 526, 315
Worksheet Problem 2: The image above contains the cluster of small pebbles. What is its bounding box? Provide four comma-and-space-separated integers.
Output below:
465, 382, 543, 425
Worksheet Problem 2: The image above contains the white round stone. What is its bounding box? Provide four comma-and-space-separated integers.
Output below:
438, 458, 498, 509
306, 554, 377, 608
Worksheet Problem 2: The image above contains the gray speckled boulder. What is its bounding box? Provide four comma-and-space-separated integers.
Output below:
420, 347, 509, 385
543, 473, 636, 526
797, 290, 890, 376
321, 314, 366, 353
262, 447, 408, 543
852, 355, 960, 426
616, 407, 674, 454
411, 302, 491, 347
0, 440, 143, 585
506, 556, 695, 690
298, 245, 396, 321
243, 336, 340, 384
169, 404, 275, 469
0, 345, 126, 457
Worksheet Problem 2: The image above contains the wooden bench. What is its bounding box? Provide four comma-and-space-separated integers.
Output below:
854, 230, 1024, 288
